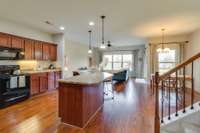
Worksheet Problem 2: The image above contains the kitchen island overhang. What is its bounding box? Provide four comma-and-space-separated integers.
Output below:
58, 72, 112, 128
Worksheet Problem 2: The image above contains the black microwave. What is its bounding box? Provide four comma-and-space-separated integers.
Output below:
0, 46, 24, 60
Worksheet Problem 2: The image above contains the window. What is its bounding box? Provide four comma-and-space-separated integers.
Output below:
103, 55, 112, 70
158, 50, 176, 74
103, 53, 133, 71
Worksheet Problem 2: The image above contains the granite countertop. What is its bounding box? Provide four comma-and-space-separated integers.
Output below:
21, 68, 61, 74
58, 72, 113, 85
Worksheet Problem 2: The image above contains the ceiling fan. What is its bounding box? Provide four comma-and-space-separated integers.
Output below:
107, 41, 112, 47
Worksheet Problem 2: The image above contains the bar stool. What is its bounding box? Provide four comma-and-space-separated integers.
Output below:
103, 77, 114, 99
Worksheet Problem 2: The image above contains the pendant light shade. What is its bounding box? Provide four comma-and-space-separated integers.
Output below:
88, 30, 93, 54
100, 15, 106, 49
157, 28, 170, 53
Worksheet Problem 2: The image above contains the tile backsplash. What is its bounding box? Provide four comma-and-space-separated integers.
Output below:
0, 60, 57, 70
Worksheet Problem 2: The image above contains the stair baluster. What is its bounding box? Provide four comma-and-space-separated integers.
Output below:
161, 81, 164, 123
183, 67, 186, 113
175, 71, 178, 117
168, 76, 171, 120
191, 62, 194, 109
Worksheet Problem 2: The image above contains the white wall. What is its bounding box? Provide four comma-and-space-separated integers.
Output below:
52, 34, 65, 69
184, 29, 200, 92
64, 40, 89, 77
185, 30, 200, 58
0, 19, 53, 42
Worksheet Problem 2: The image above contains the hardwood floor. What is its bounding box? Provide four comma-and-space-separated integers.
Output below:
0, 78, 200, 133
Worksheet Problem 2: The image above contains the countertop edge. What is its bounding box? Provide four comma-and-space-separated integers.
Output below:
21, 69, 62, 74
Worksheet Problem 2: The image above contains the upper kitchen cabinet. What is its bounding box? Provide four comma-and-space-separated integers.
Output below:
34, 41, 43, 60
42, 43, 50, 60
11, 36, 24, 49
0, 32, 11, 47
0, 32, 58, 61
49, 44, 57, 61
24, 39, 35, 60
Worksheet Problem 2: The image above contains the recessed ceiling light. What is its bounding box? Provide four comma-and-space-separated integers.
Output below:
89, 21, 95, 26
59, 26, 65, 30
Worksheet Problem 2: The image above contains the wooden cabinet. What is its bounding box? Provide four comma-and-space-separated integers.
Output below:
34, 41, 43, 60
48, 72, 55, 91
30, 71, 61, 95
30, 73, 48, 95
39, 73, 48, 93
55, 71, 61, 88
11, 36, 24, 49
49, 44, 57, 61
30, 74, 40, 95
0, 33, 11, 47
43, 43, 50, 60
24, 39, 35, 60
0, 32, 57, 61
48, 71, 61, 90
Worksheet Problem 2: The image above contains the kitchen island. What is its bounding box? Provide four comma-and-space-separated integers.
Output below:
58, 72, 112, 128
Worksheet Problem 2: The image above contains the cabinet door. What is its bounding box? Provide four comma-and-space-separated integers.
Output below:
50, 44, 57, 61
43, 43, 50, 60
30, 74, 40, 95
11, 36, 24, 49
55, 71, 61, 88
48, 72, 55, 90
24, 39, 35, 60
39, 73, 48, 93
34, 41, 43, 60
0, 33, 11, 47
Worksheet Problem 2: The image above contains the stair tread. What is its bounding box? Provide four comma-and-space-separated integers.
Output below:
181, 122, 200, 133
161, 129, 178, 133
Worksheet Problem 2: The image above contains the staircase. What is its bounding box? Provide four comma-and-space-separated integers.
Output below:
161, 103, 200, 133
151, 52, 200, 133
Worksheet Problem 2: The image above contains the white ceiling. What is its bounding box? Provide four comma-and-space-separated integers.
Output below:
0, 0, 200, 46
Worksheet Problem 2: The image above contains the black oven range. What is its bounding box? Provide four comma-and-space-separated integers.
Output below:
0, 65, 30, 108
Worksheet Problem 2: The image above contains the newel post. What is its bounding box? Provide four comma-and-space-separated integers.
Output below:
154, 72, 160, 133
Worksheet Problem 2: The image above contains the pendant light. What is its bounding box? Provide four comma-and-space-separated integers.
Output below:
88, 30, 92, 54
157, 28, 170, 53
100, 15, 106, 49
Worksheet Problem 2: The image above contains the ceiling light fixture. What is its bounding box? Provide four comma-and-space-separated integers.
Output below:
59, 26, 65, 31
100, 16, 106, 49
157, 28, 170, 53
88, 30, 93, 54
89, 21, 95, 26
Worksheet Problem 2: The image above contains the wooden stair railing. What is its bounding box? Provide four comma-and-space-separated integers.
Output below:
152, 52, 200, 133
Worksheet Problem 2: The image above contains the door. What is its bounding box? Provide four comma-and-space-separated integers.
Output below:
50, 44, 57, 61
0, 33, 11, 47
48, 72, 55, 90
30, 74, 40, 95
34, 41, 43, 60
39, 73, 48, 93
11, 36, 24, 49
24, 39, 35, 60
43, 43, 50, 60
